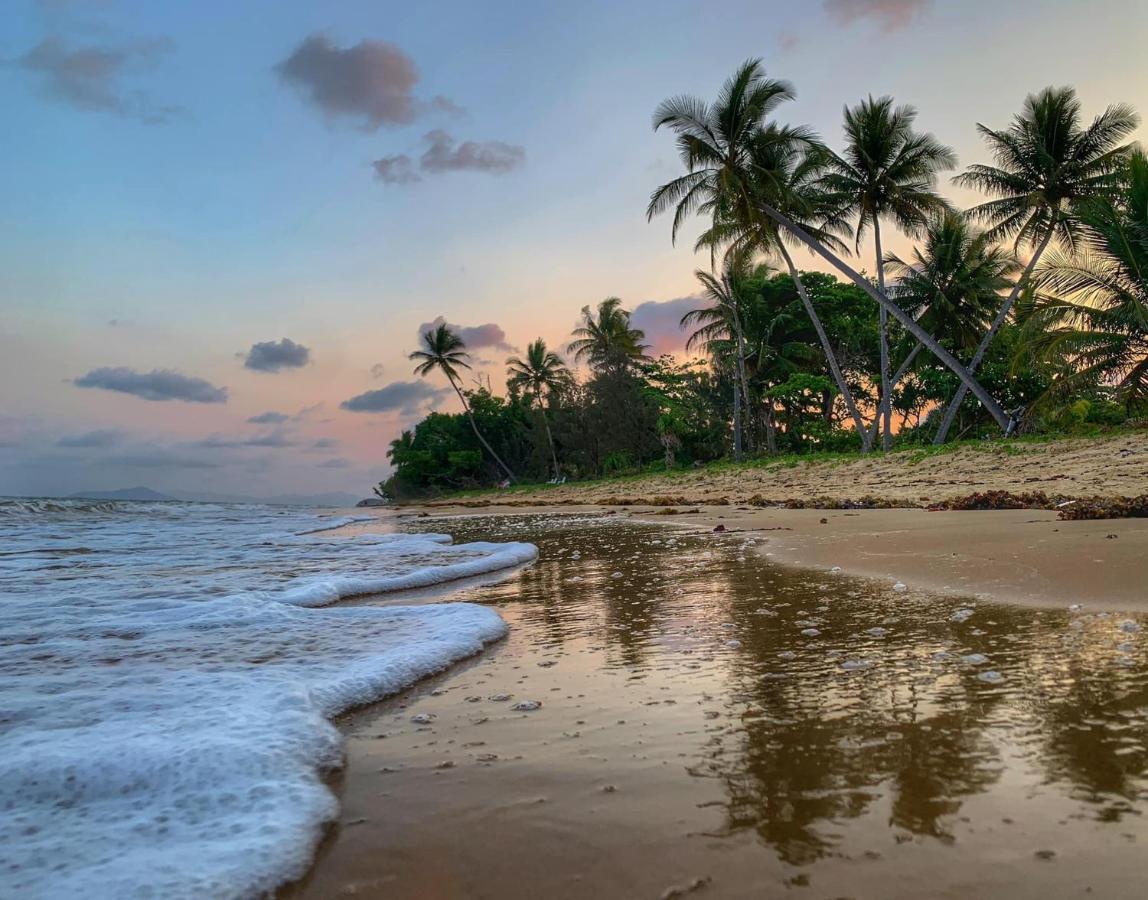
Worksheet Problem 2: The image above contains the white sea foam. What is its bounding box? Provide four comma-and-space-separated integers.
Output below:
0, 501, 536, 898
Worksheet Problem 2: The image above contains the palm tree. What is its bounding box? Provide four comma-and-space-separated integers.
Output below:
1022, 147, 1148, 412
697, 129, 872, 448
648, 59, 1011, 434
933, 85, 1139, 442
410, 323, 516, 482
682, 253, 759, 455
567, 297, 650, 371
821, 95, 957, 449
506, 338, 572, 479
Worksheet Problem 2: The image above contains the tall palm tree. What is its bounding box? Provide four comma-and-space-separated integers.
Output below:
681, 253, 759, 454
934, 85, 1139, 443
410, 323, 516, 482
567, 297, 650, 371
647, 59, 1011, 433
1023, 147, 1148, 412
697, 130, 871, 448
821, 95, 957, 449
506, 338, 572, 478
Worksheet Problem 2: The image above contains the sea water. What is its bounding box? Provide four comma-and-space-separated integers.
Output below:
0, 499, 536, 898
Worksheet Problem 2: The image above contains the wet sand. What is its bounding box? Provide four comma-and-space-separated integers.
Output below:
288, 513, 1148, 899
407, 504, 1148, 612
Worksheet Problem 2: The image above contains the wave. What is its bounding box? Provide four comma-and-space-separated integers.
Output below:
0, 506, 537, 898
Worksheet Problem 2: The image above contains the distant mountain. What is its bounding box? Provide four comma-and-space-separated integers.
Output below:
68, 486, 179, 502
63, 486, 362, 508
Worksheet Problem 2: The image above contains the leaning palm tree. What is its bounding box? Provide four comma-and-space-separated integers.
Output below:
698, 130, 872, 448
506, 339, 572, 479
567, 297, 650, 371
648, 59, 1011, 433
933, 85, 1139, 443
410, 323, 516, 482
1022, 147, 1148, 412
821, 95, 957, 449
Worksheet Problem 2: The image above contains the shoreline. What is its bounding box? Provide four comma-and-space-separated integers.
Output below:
395, 503, 1148, 612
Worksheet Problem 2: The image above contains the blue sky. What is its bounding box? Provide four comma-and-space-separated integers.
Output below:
2, 0, 1146, 498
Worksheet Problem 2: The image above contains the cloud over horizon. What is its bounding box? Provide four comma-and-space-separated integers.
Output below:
629, 295, 705, 357
16, 36, 181, 124
275, 34, 460, 129
73, 367, 228, 403
243, 338, 311, 373
374, 130, 525, 184
341, 379, 449, 415
823, 0, 931, 31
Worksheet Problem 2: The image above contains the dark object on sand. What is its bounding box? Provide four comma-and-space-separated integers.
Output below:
712, 524, 726, 533
1057, 495, 1148, 520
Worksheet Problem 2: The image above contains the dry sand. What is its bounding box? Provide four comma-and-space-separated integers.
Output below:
423, 432, 1148, 508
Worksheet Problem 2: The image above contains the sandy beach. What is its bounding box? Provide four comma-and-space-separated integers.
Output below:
286, 508, 1148, 899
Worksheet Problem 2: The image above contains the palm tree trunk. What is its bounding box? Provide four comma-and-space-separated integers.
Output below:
538, 400, 560, 479
867, 341, 924, 446
779, 243, 871, 451
753, 202, 1011, 431
933, 226, 1056, 444
873, 220, 893, 450
449, 379, 517, 483
730, 307, 754, 456
732, 381, 743, 461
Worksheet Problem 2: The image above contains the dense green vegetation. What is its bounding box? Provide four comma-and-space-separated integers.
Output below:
377, 66, 1147, 500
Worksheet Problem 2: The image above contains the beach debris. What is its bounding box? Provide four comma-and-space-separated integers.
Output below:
712, 524, 727, 533
724, 640, 742, 649
977, 670, 1005, 683
777, 651, 797, 660
930, 490, 1058, 511
435, 760, 455, 769
840, 659, 872, 671
602, 784, 618, 793
800, 627, 821, 637
1119, 620, 1141, 634
1034, 849, 1057, 861
1058, 494, 1148, 520
892, 582, 907, 592
830, 566, 842, 573
537, 660, 557, 667
489, 693, 513, 702
867, 627, 890, 637
961, 653, 989, 665
512, 700, 542, 711
659, 875, 712, 899
950, 608, 975, 623
410, 713, 436, 725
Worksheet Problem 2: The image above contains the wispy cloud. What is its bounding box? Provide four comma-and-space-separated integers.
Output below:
374, 130, 525, 184
341, 379, 449, 414
247, 411, 290, 425
275, 34, 461, 129
243, 338, 310, 373
56, 428, 122, 448
73, 367, 227, 403
416, 316, 514, 353
14, 36, 181, 123
824, 0, 931, 32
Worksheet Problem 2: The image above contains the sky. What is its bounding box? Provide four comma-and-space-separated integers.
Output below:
2, 0, 1146, 498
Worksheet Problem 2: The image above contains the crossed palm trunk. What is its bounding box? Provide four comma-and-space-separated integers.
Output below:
932, 226, 1056, 443
756, 202, 1012, 431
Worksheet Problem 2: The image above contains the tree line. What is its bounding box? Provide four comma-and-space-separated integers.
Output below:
378, 65, 1146, 499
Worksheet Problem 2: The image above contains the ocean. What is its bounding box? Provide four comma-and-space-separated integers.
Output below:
0, 499, 536, 898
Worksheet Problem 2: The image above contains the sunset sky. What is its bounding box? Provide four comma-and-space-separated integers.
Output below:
2, 0, 1146, 498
